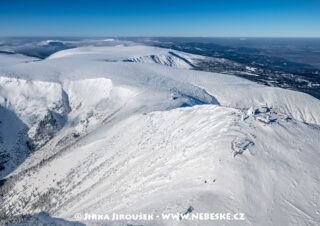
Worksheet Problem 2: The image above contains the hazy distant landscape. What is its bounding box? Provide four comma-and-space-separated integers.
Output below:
2, 37, 319, 99
132, 37, 320, 99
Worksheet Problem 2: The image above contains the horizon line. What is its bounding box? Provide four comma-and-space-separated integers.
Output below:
1, 36, 320, 39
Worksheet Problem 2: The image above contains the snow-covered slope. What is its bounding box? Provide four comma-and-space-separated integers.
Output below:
0, 44, 320, 225
0, 53, 38, 66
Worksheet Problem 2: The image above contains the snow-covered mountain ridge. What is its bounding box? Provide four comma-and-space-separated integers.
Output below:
0, 43, 320, 225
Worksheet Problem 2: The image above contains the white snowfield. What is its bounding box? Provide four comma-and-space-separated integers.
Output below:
0, 53, 38, 67
0, 43, 320, 226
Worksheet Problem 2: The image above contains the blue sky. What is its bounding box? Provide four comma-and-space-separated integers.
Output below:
0, 0, 319, 37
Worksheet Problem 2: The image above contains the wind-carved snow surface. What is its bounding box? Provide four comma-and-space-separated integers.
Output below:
0, 43, 320, 226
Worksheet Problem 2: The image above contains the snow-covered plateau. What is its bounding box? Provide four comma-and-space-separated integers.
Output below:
0, 42, 319, 225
